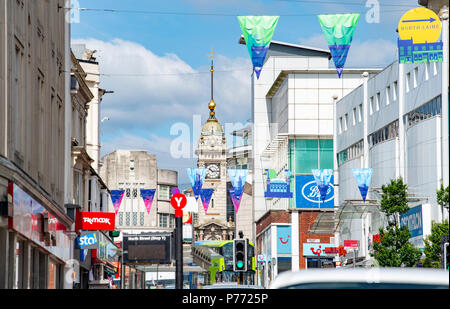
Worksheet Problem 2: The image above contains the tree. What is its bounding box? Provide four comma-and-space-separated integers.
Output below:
423, 220, 449, 268
436, 184, 449, 210
371, 178, 422, 267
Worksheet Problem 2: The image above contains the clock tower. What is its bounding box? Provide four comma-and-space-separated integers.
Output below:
194, 52, 234, 241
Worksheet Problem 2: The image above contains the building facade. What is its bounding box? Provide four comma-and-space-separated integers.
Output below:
0, 0, 72, 289
335, 59, 448, 266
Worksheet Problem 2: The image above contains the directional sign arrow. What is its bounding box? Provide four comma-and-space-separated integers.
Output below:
402, 17, 436, 23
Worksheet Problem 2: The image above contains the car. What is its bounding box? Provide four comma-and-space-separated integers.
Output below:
202, 282, 264, 289
269, 268, 449, 289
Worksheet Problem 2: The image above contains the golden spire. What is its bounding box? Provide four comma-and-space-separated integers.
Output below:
208, 50, 217, 122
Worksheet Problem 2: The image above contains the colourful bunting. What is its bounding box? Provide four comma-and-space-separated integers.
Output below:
187, 168, 207, 200
200, 188, 214, 214
352, 168, 373, 202
311, 169, 333, 203
110, 190, 125, 215
317, 13, 359, 78
229, 188, 244, 213
238, 15, 279, 79
264, 169, 293, 198
140, 189, 156, 214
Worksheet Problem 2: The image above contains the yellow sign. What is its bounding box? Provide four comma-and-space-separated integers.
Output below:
398, 7, 441, 44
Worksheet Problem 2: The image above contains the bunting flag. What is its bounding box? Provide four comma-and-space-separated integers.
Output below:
199, 188, 214, 214
264, 169, 293, 198
317, 13, 359, 78
140, 189, 156, 214
311, 169, 333, 203
187, 168, 207, 200
229, 188, 244, 213
238, 15, 279, 79
110, 190, 125, 215
228, 169, 248, 197
171, 187, 180, 195
352, 168, 373, 202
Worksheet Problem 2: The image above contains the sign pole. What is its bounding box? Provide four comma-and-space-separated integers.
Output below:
171, 193, 187, 289
175, 215, 183, 289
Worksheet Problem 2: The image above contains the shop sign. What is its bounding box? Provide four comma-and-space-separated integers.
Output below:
77, 231, 99, 249
76, 211, 115, 231
257, 254, 266, 263
400, 205, 423, 238
344, 240, 359, 248
277, 226, 291, 254
303, 243, 337, 257
295, 175, 334, 209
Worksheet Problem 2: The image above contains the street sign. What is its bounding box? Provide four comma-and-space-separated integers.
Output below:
170, 193, 187, 217
397, 7, 443, 64
398, 7, 441, 44
344, 240, 359, 248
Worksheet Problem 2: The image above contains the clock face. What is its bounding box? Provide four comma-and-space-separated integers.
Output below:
206, 163, 220, 179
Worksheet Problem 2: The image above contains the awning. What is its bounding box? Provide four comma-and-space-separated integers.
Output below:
308, 210, 336, 234
335, 199, 380, 231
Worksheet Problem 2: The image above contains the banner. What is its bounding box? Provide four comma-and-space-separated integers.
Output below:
172, 187, 180, 195
312, 169, 333, 203
352, 168, 373, 202
229, 188, 244, 213
295, 175, 334, 209
140, 189, 156, 214
238, 15, 279, 79
110, 190, 125, 215
228, 169, 247, 196
199, 188, 214, 214
398, 7, 443, 64
317, 13, 359, 78
264, 169, 293, 198
187, 168, 207, 200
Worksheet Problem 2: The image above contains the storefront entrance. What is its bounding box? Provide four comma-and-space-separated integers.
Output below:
306, 258, 335, 269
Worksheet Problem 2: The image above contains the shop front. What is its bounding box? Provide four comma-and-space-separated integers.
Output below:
303, 243, 337, 268
2, 182, 72, 289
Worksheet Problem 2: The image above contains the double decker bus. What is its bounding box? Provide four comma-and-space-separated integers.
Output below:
191, 240, 255, 286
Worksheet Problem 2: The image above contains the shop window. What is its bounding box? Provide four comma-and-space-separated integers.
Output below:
158, 185, 170, 200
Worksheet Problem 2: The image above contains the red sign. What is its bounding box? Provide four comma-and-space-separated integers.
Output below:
170, 193, 187, 217
344, 240, 359, 248
323, 247, 339, 254
76, 211, 115, 231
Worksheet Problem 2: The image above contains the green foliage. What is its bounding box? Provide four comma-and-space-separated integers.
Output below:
371, 177, 421, 267
423, 220, 449, 268
380, 178, 409, 216
436, 185, 449, 209
371, 225, 422, 267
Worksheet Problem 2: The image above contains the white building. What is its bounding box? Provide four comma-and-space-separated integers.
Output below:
248, 38, 380, 280
335, 59, 448, 266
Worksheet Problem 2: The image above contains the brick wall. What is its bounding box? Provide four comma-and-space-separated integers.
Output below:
256, 210, 291, 236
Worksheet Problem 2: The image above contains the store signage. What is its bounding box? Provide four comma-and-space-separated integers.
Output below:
400, 205, 423, 238
344, 240, 359, 248
303, 243, 337, 257
257, 254, 266, 263
295, 175, 334, 209
77, 232, 99, 249
76, 211, 115, 231
277, 226, 291, 254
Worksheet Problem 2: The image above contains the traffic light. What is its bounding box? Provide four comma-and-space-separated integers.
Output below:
233, 239, 247, 272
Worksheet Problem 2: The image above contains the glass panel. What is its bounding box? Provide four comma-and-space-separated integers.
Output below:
319, 140, 333, 169
294, 140, 318, 174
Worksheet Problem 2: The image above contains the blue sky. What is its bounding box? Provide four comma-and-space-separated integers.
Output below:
70, 0, 418, 188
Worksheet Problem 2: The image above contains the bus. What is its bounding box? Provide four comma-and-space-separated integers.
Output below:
191, 240, 256, 286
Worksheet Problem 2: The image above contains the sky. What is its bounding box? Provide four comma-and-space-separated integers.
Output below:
70, 0, 419, 188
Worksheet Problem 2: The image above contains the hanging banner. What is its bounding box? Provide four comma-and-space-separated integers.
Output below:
317, 13, 360, 78
264, 169, 293, 198
398, 7, 443, 64
295, 175, 334, 209
229, 188, 244, 213
228, 169, 248, 197
140, 189, 156, 214
172, 187, 180, 195
199, 188, 214, 214
352, 168, 373, 202
312, 169, 333, 203
237, 15, 279, 79
187, 168, 207, 200
110, 190, 125, 215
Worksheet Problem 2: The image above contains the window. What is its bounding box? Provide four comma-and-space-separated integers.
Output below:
369, 120, 399, 147
369, 97, 374, 115
393, 81, 398, 101
159, 214, 168, 228
406, 72, 411, 92
386, 86, 391, 106
289, 139, 333, 173
126, 212, 130, 226
119, 212, 123, 226
132, 213, 137, 226
407, 95, 442, 127
158, 185, 170, 200
425, 62, 430, 80
140, 212, 145, 226
358, 104, 362, 122
337, 140, 363, 166
344, 114, 348, 131
338, 117, 343, 134
413, 67, 418, 88
376, 92, 380, 111
352, 108, 356, 126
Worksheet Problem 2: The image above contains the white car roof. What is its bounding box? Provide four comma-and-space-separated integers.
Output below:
269, 268, 449, 289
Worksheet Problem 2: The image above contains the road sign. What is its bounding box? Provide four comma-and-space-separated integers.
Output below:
170, 193, 187, 217
398, 7, 441, 44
